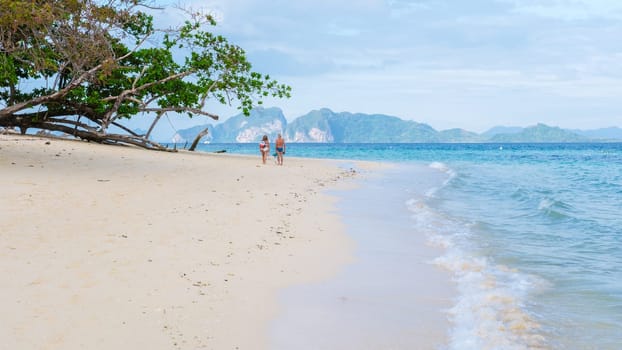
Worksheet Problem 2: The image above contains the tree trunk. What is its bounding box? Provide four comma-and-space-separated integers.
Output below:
145, 112, 163, 140
189, 127, 210, 151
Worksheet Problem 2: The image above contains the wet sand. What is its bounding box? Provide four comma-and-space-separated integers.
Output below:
270, 164, 456, 349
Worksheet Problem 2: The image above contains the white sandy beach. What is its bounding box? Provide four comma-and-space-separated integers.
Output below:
0, 135, 366, 350
1, 135, 455, 350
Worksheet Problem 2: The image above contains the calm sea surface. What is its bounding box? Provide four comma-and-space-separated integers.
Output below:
195, 143, 622, 350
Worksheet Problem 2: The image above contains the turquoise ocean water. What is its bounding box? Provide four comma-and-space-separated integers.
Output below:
195, 143, 622, 350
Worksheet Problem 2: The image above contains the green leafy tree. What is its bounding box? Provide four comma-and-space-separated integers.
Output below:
0, 0, 290, 150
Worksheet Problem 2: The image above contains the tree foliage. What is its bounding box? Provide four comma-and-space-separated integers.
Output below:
0, 0, 291, 150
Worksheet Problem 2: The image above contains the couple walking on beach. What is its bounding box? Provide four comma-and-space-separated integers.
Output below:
259, 134, 286, 165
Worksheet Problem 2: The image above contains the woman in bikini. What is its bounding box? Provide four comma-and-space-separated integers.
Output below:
259, 135, 270, 164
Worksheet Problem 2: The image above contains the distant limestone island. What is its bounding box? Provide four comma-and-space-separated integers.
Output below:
170, 107, 622, 144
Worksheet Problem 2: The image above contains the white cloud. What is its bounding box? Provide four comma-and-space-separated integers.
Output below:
325, 23, 363, 37
387, 0, 435, 16
502, 0, 622, 20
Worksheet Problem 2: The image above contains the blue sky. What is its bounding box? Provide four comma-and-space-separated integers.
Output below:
153, 0, 622, 135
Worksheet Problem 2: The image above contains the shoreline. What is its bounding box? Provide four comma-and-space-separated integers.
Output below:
0, 135, 371, 349
270, 163, 456, 349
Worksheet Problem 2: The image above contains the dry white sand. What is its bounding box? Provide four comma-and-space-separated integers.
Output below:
0, 135, 365, 350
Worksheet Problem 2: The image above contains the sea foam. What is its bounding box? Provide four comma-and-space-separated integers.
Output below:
408, 164, 550, 350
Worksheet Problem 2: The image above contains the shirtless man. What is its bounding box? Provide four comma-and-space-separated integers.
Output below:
275, 134, 286, 166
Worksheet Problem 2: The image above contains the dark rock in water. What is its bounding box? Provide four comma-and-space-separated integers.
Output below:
214, 150, 226, 153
